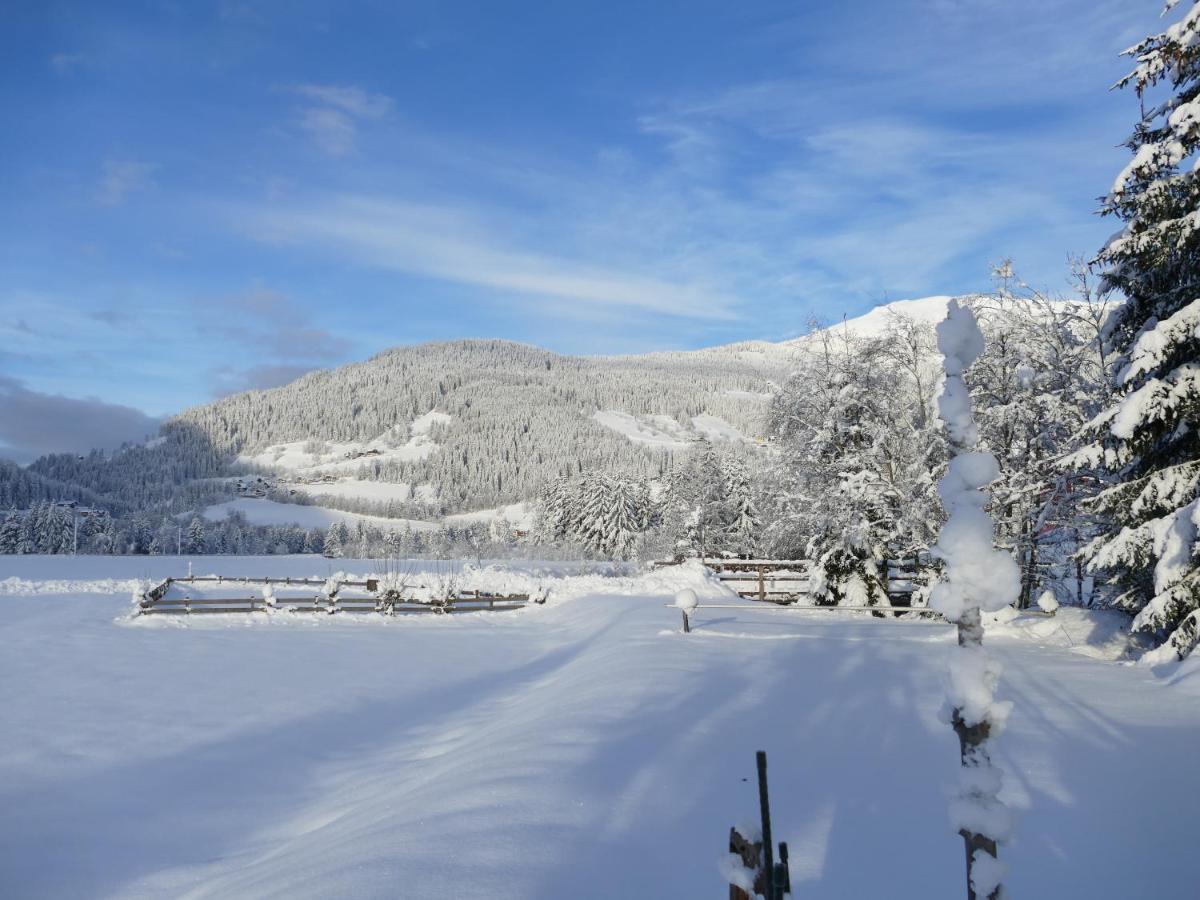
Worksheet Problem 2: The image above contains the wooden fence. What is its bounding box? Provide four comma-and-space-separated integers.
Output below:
699, 558, 930, 606
137, 575, 537, 616
668, 602, 945, 622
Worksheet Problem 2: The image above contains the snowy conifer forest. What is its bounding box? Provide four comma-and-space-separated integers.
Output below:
4, 1, 1200, 898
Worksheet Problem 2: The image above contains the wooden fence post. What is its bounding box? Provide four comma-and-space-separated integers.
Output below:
728, 826, 763, 900
758, 567, 766, 602
726, 751, 790, 900
757, 751, 776, 900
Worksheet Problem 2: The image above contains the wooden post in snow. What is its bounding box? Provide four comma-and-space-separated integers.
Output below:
725, 751, 790, 900
756, 751, 776, 900
675, 589, 698, 634
727, 826, 763, 900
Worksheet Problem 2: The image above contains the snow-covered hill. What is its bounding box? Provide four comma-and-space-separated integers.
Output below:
783, 295, 954, 343
10, 296, 961, 529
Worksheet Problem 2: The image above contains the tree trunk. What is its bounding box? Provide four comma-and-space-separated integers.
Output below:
953, 608, 1001, 900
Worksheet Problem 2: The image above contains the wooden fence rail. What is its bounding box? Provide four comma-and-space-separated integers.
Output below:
665, 602, 944, 621
685, 558, 935, 605
137, 576, 538, 616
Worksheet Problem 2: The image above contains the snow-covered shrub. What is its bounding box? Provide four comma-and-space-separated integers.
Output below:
764, 313, 947, 597
809, 545, 888, 609
1036, 590, 1059, 614
130, 578, 153, 613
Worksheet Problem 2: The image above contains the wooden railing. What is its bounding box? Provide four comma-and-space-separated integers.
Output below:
137, 575, 537, 616
691, 558, 932, 607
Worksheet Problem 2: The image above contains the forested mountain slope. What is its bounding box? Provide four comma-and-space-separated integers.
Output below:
8, 296, 965, 522
17, 334, 799, 518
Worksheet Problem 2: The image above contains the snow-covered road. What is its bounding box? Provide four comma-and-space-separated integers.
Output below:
1, 562, 1196, 898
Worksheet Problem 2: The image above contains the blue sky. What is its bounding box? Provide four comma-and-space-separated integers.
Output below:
0, 0, 1158, 459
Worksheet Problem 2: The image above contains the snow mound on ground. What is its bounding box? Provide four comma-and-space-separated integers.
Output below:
1166, 655, 1200, 695
0, 576, 143, 596
987, 608, 1135, 661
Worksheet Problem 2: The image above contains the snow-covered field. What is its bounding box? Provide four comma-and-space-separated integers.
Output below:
1, 556, 1197, 899
237, 411, 452, 476
197, 497, 535, 533
285, 480, 427, 505
198, 497, 440, 532
591, 410, 751, 449
444, 501, 536, 531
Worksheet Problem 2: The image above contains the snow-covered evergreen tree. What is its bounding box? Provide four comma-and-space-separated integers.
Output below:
722, 455, 761, 557
536, 475, 575, 545
302, 528, 324, 554
0, 510, 19, 554
185, 517, 207, 554
535, 470, 652, 559
1073, 0, 1200, 660
324, 522, 346, 558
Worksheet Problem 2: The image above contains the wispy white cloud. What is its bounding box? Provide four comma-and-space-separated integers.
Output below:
93, 160, 155, 206
234, 195, 740, 320
49, 52, 85, 75
292, 84, 393, 119
619, 74, 1122, 309
289, 83, 393, 156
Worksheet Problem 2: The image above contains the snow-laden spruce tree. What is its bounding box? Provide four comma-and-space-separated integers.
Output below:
663, 439, 734, 556
534, 470, 653, 560
768, 315, 945, 604
929, 300, 1020, 900
185, 516, 207, 554
722, 455, 762, 557
1072, 0, 1200, 661
0, 511, 19, 554
323, 522, 346, 558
